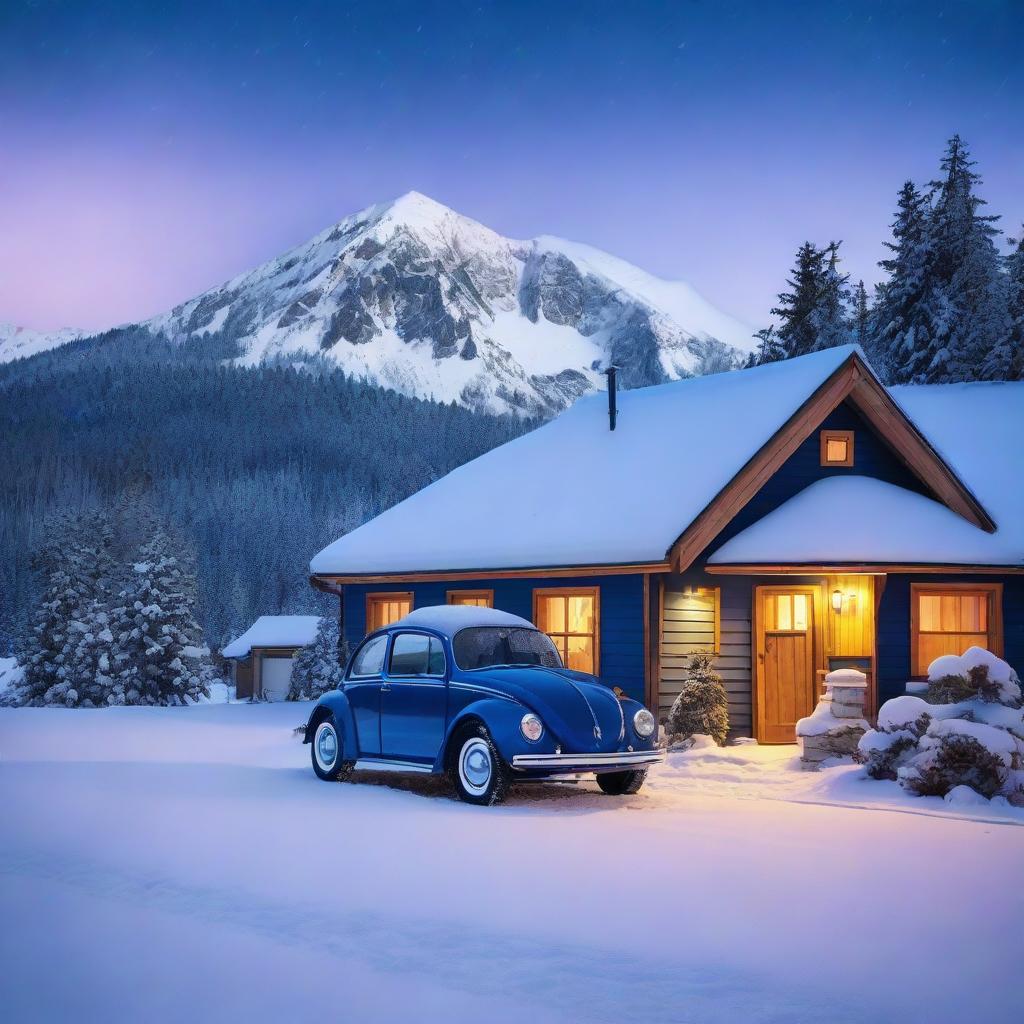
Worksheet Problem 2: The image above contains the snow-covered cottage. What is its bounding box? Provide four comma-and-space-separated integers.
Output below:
309, 347, 1023, 742
222, 616, 321, 700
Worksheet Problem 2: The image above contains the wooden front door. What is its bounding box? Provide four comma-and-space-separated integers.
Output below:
755, 587, 817, 744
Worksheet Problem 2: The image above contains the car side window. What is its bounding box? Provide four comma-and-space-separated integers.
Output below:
389, 633, 446, 678
349, 635, 388, 678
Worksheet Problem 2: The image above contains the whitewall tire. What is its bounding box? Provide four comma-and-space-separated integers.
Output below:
448, 724, 511, 806
311, 717, 352, 782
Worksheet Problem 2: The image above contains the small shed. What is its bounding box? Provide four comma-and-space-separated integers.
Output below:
222, 616, 321, 701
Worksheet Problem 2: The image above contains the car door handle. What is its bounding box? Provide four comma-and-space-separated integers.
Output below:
380, 683, 391, 693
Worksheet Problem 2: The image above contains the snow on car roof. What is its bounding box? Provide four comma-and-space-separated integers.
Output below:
393, 605, 536, 635
222, 615, 321, 659
311, 346, 861, 574
708, 475, 1023, 566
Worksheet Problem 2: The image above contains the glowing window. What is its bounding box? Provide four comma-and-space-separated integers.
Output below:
912, 585, 1001, 676
533, 588, 599, 675
366, 592, 412, 633
820, 429, 854, 467
446, 590, 494, 608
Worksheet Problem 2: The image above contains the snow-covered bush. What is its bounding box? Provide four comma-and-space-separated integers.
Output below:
288, 616, 345, 700
665, 653, 729, 747
857, 647, 1024, 803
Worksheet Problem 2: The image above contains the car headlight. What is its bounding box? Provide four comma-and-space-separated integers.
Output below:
520, 713, 544, 742
633, 708, 656, 738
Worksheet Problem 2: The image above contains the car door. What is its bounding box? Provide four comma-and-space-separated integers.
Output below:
380, 631, 448, 761
344, 633, 389, 755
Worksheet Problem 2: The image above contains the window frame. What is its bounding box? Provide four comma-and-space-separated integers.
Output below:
446, 589, 495, 608
909, 582, 1003, 678
820, 429, 855, 467
532, 586, 600, 675
386, 630, 447, 680
365, 591, 413, 634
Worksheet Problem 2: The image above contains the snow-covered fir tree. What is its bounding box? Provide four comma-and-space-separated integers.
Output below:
805, 242, 853, 352
985, 228, 1024, 381
850, 280, 871, 349
16, 510, 116, 707
288, 615, 346, 700
745, 326, 785, 366
770, 241, 825, 358
112, 524, 214, 705
869, 180, 933, 380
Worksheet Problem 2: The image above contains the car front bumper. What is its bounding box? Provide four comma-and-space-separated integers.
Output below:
511, 749, 664, 773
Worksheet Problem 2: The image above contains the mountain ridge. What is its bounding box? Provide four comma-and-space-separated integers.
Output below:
2, 192, 754, 413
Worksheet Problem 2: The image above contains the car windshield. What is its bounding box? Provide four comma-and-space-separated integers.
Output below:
452, 627, 563, 671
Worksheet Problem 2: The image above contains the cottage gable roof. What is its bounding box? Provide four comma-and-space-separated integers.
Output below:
310, 347, 1012, 578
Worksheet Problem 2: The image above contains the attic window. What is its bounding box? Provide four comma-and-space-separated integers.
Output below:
820, 430, 854, 467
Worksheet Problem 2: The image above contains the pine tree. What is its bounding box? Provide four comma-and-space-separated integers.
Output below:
984, 229, 1024, 380
806, 242, 853, 352
288, 615, 346, 700
665, 653, 730, 747
16, 511, 115, 706
869, 181, 933, 381
910, 136, 1006, 382
850, 280, 871, 349
771, 242, 825, 358
114, 524, 213, 705
747, 326, 785, 366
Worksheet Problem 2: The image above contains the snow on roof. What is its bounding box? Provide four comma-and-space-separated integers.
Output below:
222, 616, 321, 659
393, 605, 536, 634
708, 476, 1023, 566
890, 381, 1024, 562
311, 346, 860, 574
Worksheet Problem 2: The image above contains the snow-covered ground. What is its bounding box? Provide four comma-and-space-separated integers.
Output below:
1, 704, 1020, 1023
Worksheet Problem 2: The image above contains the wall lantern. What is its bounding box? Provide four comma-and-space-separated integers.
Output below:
831, 589, 844, 613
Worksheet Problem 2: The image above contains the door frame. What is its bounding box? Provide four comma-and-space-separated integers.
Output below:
752, 585, 825, 744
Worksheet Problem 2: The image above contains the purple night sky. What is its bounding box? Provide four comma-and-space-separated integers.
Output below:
1, 0, 1021, 334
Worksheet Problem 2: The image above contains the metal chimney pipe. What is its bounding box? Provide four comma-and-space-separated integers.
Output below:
604, 365, 619, 431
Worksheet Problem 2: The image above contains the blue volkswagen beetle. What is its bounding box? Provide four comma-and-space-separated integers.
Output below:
303, 605, 664, 805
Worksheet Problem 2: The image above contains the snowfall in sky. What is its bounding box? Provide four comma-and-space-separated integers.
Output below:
1, 703, 1021, 1024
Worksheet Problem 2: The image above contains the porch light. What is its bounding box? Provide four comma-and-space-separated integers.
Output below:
831, 589, 843, 613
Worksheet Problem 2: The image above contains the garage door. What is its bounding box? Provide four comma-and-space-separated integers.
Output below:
260, 657, 293, 701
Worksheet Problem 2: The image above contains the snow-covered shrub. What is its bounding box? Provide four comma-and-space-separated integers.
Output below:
665, 653, 729, 747
288, 616, 345, 700
858, 647, 1024, 802
902, 732, 1007, 799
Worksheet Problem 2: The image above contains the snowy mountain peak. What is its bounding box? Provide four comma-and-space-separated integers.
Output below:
5, 194, 754, 414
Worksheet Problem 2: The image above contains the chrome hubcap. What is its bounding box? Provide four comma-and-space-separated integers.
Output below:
316, 724, 338, 770
459, 738, 492, 795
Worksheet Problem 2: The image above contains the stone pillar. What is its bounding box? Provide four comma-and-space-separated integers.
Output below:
796, 668, 869, 770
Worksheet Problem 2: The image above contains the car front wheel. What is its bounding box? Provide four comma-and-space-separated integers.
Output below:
311, 717, 353, 782
449, 724, 511, 806
596, 768, 647, 795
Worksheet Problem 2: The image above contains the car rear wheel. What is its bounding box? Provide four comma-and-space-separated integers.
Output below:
596, 768, 647, 795
449, 724, 511, 806
311, 717, 353, 782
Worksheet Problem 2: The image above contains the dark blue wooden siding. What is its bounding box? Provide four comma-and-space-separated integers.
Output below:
710, 400, 929, 550
876, 574, 1024, 705
342, 574, 648, 703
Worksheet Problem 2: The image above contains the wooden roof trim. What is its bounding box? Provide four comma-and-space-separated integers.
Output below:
667, 357, 859, 573
668, 352, 996, 574
705, 563, 1023, 575
311, 561, 671, 586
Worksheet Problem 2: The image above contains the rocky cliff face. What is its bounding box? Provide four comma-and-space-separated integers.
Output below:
19, 192, 753, 415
